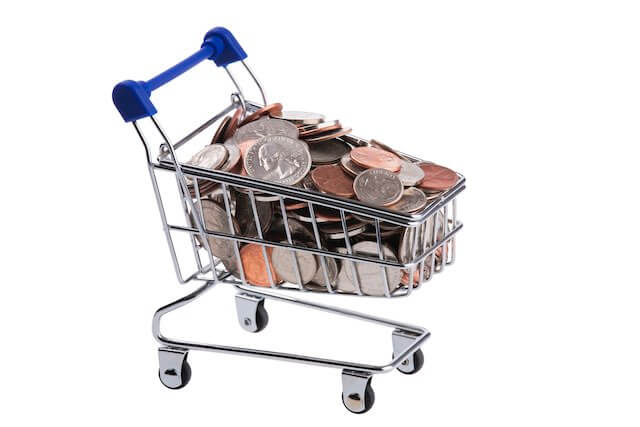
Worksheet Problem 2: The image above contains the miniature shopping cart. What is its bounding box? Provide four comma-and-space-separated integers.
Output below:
113, 27, 465, 414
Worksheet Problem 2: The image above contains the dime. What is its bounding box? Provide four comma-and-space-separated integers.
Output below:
303, 127, 352, 144
220, 140, 241, 172
311, 164, 355, 198
186, 143, 228, 171
343, 241, 402, 296
350, 147, 402, 172
234, 116, 299, 144
271, 110, 325, 125
211, 116, 231, 145
222, 108, 243, 141
272, 242, 318, 285
244, 135, 311, 186
387, 187, 428, 213
240, 103, 283, 126
240, 244, 280, 287
340, 152, 366, 177
418, 163, 458, 191
396, 161, 425, 186
235, 193, 273, 237
194, 200, 241, 274
308, 139, 350, 165
353, 168, 403, 206
298, 120, 342, 137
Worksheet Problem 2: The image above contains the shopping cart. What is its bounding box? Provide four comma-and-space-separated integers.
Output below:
113, 27, 465, 413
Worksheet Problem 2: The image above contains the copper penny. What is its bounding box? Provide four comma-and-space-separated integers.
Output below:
350, 147, 402, 172
303, 127, 352, 143
211, 116, 231, 145
240, 244, 280, 287
311, 164, 355, 198
240, 103, 283, 127
285, 201, 308, 211
298, 121, 342, 137
222, 108, 243, 141
418, 163, 458, 191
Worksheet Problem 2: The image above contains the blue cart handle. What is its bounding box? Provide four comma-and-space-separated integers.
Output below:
113, 27, 247, 122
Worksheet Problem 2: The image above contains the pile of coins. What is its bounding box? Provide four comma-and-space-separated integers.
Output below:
183, 103, 459, 295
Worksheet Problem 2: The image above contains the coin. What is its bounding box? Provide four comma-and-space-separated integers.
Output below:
284, 200, 308, 210
272, 242, 318, 285
220, 140, 241, 172
360, 225, 403, 239
308, 139, 350, 165
211, 116, 231, 145
350, 147, 402, 172
271, 110, 325, 125
244, 135, 311, 186
343, 241, 402, 296
398, 212, 443, 264
222, 108, 243, 141
309, 255, 339, 289
396, 161, 425, 186
240, 244, 280, 287
311, 164, 355, 198
235, 193, 273, 237
289, 207, 348, 223
269, 216, 316, 243
387, 187, 428, 213
418, 163, 458, 191
186, 143, 228, 171
369, 138, 411, 161
340, 152, 366, 177
318, 220, 366, 240
299, 120, 342, 137
303, 127, 352, 144
234, 116, 299, 144
240, 103, 283, 126
353, 168, 403, 206
194, 200, 241, 273
302, 174, 318, 191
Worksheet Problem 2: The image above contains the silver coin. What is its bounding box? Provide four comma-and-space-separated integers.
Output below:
234, 116, 299, 144
193, 199, 241, 273
387, 187, 428, 213
220, 140, 242, 172
185, 144, 228, 171
340, 152, 366, 177
272, 242, 318, 285
206, 186, 236, 215
318, 220, 367, 240
309, 139, 350, 165
302, 174, 318, 191
272, 110, 325, 125
298, 120, 341, 132
235, 193, 273, 237
398, 212, 443, 264
342, 241, 402, 296
353, 168, 403, 206
244, 135, 311, 186
270, 217, 316, 243
309, 255, 339, 290
396, 161, 425, 186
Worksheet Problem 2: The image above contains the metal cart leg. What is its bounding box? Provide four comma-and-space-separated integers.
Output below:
158, 347, 191, 389
392, 329, 425, 375
235, 293, 269, 333
342, 370, 375, 414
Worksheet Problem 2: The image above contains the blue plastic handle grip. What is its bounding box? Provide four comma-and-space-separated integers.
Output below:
112, 27, 247, 122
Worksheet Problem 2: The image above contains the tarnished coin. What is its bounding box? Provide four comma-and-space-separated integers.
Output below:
272, 242, 318, 285
302, 174, 318, 191
387, 187, 428, 213
418, 163, 458, 191
240, 103, 283, 126
271, 110, 325, 125
340, 152, 366, 177
396, 161, 425, 186
308, 139, 350, 165
186, 144, 228, 171
311, 164, 355, 198
235, 116, 299, 144
220, 140, 241, 172
235, 193, 273, 237
211, 116, 231, 145
299, 120, 342, 137
194, 200, 241, 273
222, 108, 243, 141
353, 168, 404, 206
350, 146, 402, 172
303, 127, 352, 143
343, 241, 402, 296
244, 135, 311, 186
240, 244, 280, 287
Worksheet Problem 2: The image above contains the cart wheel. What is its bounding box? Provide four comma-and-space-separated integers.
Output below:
342, 378, 375, 414
394, 348, 424, 375
158, 360, 191, 390
254, 300, 269, 333
236, 293, 269, 333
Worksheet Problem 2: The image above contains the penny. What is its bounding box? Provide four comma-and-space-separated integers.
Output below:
311, 164, 355, 198
350, 146, 402, 172
353, 168, 403, 206
298, 120, 342, 137
285, 200, 308, 210
303, 127, 352, 143
220, 141, 241, 172
186, 143, 228, 171
235, 193, 273, 237
343, 241, 402, 296
235, 116, 299, 144
240, 103, 283, 126
418, 163, 458, 191
369, 138, 411, 161
240, 244, 280, 287
308, 139, 350, 165
340, 152, 366, 177
272, 242, 318, 285
271, 110, 325, 125
387, 187, 428, 213
211, 116, 231, 145
302, 174, 318, 191
194, 200, 241, 274
244, 135, 311, 185
396, 161, 425, 186
222, 108, 243, 141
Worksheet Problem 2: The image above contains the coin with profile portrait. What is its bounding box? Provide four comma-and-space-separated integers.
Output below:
244, 135, 311, 186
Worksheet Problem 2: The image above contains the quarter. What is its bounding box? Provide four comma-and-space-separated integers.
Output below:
186, 143, 228, 171
387, 187, 428, 213
271, 110, 325, 125
272, 242, 318, 285
234, 116, 299, 144
244, 135, 311, 186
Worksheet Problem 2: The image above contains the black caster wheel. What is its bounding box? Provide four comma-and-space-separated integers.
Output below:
253, 299, 269, 333
158, 360, 191, 390
395, 348, 424, 375
342, 378, 375, 414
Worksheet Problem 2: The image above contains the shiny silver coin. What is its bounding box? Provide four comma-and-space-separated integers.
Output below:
353, 168, 403, 206
309, 139, 350, 165
234, 116, 299, 144
272, 110, 325, 125
309, 255, 339, 290
387, 187, 428, 213
396, 161, 425, 186
272, 242, 318, 285
398, 212, 443, 264
185, 144, 228, 171
220, 140, 242, 172
340, 152, 366, 177
193, 199, 241, 274
244, 135, 311, 186
235, 193, 273, 237
342, 241, 402, 296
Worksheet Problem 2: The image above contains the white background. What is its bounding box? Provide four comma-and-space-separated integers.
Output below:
1, 1, 639, 425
